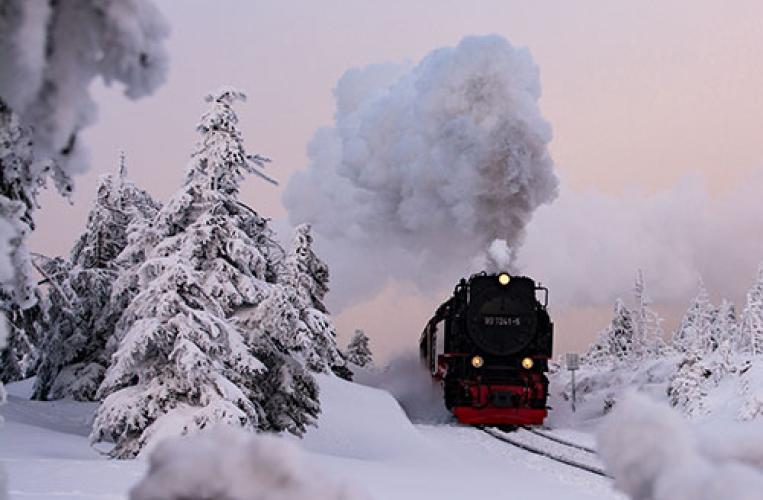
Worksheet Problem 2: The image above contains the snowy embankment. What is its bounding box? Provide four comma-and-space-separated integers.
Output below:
1, 372, 619, 500
1, 379, 146, 500
550, 355, 763, 500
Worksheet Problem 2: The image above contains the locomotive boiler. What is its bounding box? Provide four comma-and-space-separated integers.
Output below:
419, 272, 553, 425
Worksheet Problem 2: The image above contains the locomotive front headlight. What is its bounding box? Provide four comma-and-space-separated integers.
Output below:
521, 357, 534, 370
498, 273, 511, 286
471, 355, 484, 368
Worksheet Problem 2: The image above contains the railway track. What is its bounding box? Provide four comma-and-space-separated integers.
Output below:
521, 426, 598, 454
479, 426, 610, 478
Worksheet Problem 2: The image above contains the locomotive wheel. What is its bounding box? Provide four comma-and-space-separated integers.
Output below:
497, 425, 518, 432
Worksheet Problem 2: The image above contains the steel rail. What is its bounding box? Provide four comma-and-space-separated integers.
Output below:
479, 426, 610, 478
520, 426, 597, 454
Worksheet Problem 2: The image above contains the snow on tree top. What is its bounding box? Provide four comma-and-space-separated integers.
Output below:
205, 87, 247, 105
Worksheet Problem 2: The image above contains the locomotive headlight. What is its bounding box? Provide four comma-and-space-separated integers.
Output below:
471, 355, 485, 368
498, 273, 511, 286
521, 357, 534, 370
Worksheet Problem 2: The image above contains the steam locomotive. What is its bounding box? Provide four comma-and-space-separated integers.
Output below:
419, 272, 553, 425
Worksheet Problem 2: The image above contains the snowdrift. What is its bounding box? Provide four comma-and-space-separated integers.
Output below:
599, 392, 763, 500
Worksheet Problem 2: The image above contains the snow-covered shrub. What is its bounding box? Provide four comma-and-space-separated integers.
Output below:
129, 427, 363, 500
599, 392, 763, 500
33, 161, 161, 401
345, 329, 373, 368
91, 89, 319, 458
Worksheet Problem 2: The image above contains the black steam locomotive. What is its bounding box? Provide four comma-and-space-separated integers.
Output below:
419, 272, 553, 425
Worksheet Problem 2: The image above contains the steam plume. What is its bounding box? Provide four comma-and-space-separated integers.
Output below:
284, 35, 558, 307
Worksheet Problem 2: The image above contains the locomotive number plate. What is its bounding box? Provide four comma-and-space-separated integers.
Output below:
483, 315, 522, 326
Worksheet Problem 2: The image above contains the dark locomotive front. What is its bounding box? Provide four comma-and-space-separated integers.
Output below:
419, 272, 553, 425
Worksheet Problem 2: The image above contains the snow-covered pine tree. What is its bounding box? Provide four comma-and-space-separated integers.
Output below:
581, 327, 614, 367
632, 270, 667, 359
582, 299, 635, 366
713, 299, 739, 353
273, 223, 347, 376
283, 224, 329, 313
33, 159, 161, 401
345, 329, 373, 367
0, 98, 72, 383
671, 280, 715, 354
609, 299, 635, 363
666, 350, 710, 418
91, 89, 318, 458
740, 265, 763, 357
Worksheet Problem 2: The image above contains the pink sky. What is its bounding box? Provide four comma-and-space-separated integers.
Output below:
30, 0, 763, 359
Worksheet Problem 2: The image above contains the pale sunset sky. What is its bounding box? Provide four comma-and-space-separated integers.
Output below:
30, 0, 763, 359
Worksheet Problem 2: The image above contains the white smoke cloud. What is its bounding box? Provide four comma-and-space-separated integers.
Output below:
598, 392, 763, 500
284, 35, 558, 307
519, 171, 763, 307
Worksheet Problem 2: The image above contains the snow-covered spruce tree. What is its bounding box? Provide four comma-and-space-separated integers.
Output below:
33, 159, 161, 401
581, 327, 614, 368
91, 89, 318, 458
610, 299, 636, 362
345, 329, 373, 367
671, 280, 715, 354
581, 299, 637, 368
666, 349, 711, 418
714, 299, 740, 354
0, 98, 73, 383
582, 299, 635, 367
739, 265, 763, 356
632, 270, 667, 359
608, 299, 636, 363
270, 223, 347, 376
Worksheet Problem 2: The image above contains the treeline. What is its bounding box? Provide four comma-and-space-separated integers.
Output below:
0, 88, 372, 458
581, 267, 763, 418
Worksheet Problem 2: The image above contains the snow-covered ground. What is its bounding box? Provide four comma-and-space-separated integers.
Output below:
2, 379, 146, 499
1, 373, 622, 500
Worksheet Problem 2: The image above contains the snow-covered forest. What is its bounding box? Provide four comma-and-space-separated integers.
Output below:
3, 85, 362, 459
570, 266, 763, 421
549, 267, 763, 500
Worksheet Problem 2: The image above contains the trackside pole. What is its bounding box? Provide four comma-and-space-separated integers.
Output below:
565, 353, 580, 412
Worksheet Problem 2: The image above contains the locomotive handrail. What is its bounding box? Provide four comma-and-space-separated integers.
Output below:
535, 286, 549, 308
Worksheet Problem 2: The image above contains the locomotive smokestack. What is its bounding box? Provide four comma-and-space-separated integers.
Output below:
284, 35, 558, 307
